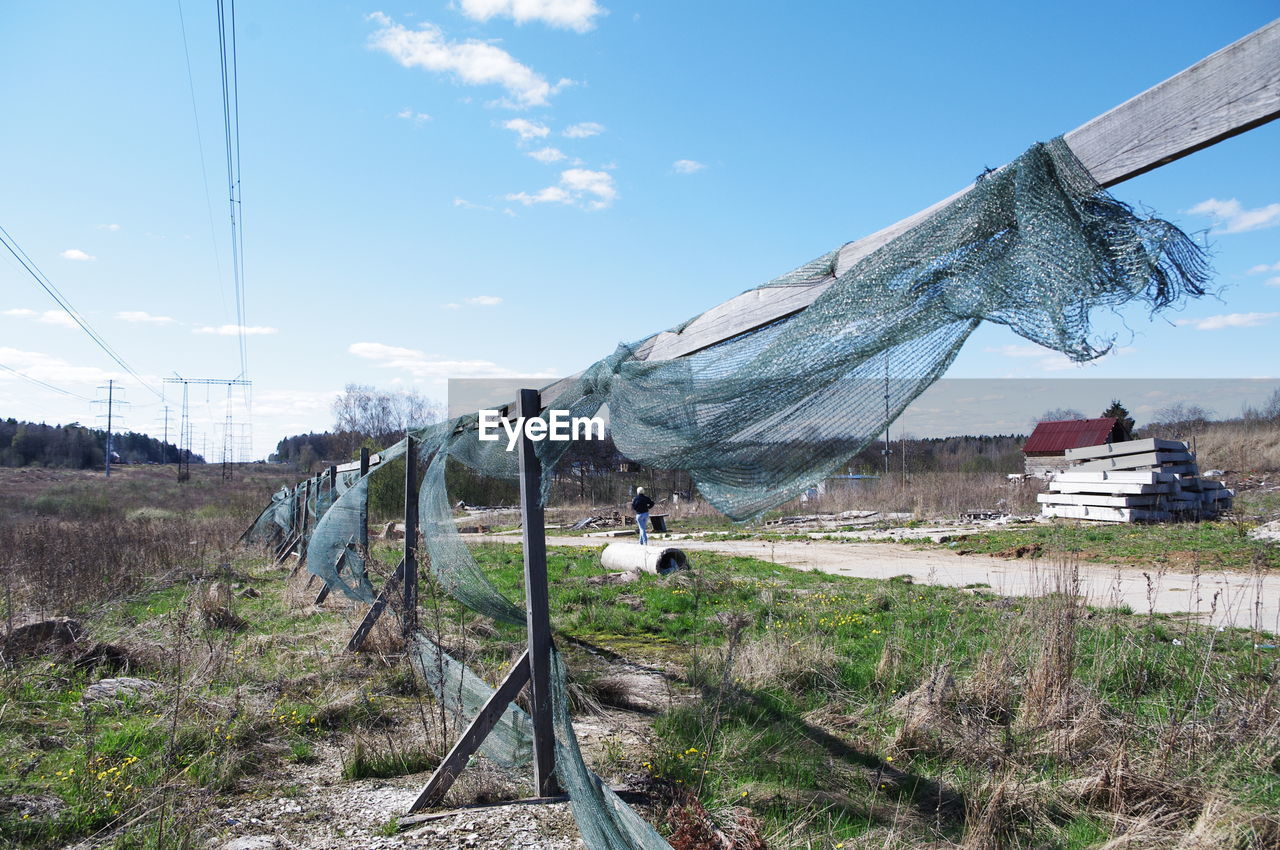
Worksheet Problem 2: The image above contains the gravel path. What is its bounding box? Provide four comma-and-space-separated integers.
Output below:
518, 535, 1280, 633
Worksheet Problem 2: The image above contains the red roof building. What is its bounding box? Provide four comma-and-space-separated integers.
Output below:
1023, 418, 1124, 456
1022, 418, 1127, 478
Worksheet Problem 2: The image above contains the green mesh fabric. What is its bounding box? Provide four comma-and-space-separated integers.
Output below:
409, 634, 534, 769
245, 136, 1207, 849
242, 487, 290, 545
534, 138, 1206, 519
304, 438, 407, 603
273, 488, 297, 535
550, 648, 671, 849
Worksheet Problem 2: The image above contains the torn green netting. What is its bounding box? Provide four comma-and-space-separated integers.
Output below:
304, 438, 408, 603
531, 136, 1206, 518
244, 135, 1209, 850
408, 634, 533, 769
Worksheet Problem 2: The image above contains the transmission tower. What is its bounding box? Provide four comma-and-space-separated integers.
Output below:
164, 376, 251, 482
92, 380, 129, 476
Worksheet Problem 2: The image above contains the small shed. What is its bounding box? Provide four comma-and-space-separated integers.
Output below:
1022, 418, 1126, 478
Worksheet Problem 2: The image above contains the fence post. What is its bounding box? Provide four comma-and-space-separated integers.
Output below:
402, 436, 419, 643
359, 447, 371, 553
517, 389, 558, 796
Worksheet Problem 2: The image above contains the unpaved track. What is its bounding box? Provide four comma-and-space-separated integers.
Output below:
480, 535, 1280, 633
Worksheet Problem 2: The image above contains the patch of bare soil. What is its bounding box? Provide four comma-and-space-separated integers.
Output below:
199, 661, 682, 850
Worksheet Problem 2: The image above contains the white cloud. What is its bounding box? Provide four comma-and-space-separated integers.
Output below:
368, 13, 567, 108
986, 343, 1134, 372
349, 342, 425, 361
396, 108, 432, 123
252, 388, 341, 417
1268, 277, 1280, 287
0, 346, 117, 385
453, 197, 494, 211
4, 309, 77, 328
38, 311, 77, 328
507, 168, 616, 210
348, 341, 556, 380
562, 121, 604, 138
96, 224, 121, 232
1174, 312, 1280, 331
1187, 198, 1280, 234
503, 118, 550, 141
672, 159, 705, 174
457, 0, 604, 33
116, 310, 175, 324
194, 324, 278, 336
1246, 261, 1280, 274
60, 248, 96, 261
527, 146, 566, 163
443, 302, 462, 309
466, 295, 502, 306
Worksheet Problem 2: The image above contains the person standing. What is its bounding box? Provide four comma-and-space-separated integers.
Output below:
632, 487, 655, 545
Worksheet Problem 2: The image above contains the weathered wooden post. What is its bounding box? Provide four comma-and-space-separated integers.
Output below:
517, 389, 558, 796
402, 436, 419, 643
359, 447, 371, 553
299, 478, 312, 566
408, 390, 560, 809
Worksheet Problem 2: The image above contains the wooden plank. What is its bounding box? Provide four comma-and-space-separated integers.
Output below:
1038, 492, 1162, 507
1071, 451, 1193, 471
334, 448, 382, 475
409, 650, 532, 812
628, 22, 1280, 363
1064, 438, 1187, 460
345, 558, 406, 652
1065, 19, 1280, 187
517, 389, 558, 798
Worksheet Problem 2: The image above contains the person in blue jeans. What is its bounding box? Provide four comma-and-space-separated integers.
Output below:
632, 487, 655, 545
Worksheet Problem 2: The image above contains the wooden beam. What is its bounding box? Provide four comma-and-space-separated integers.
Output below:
403, 437, 420, 642
346, 557, 406, 652
1066, 19, 1280, 187
409, 650, 532, 812
516, 389, 558, 797
334, 448, 381, 475
635, 20, 1280, 363
313, 548, 347, 607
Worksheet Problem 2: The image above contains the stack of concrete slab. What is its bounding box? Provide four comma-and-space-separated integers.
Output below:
1039, 438, 1233, 522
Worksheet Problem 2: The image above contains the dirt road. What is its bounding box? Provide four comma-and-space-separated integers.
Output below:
524, 535, 1280, 633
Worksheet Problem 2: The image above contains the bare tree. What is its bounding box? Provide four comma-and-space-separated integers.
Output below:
332, 384, 444, 454
1034, 408, 1085, 426
1150, 402, 1214, 437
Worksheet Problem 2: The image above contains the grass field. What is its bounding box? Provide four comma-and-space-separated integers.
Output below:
2, 467, 1279, 848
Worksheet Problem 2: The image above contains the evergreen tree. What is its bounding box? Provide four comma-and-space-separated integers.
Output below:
1101, 400, 1135, 441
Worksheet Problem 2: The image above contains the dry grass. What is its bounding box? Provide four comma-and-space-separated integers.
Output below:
1158, 420, 1280, 473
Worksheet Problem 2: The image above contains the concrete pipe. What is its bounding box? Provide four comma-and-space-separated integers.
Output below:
600, 543, 688, 575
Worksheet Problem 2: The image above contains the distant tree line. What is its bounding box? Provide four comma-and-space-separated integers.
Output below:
0, 418, 195, 468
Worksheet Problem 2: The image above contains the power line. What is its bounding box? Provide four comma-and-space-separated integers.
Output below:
217, 0, 248, 380
0, 361, 93, 401
0, 224, 163, 400
176, 0, 232, 327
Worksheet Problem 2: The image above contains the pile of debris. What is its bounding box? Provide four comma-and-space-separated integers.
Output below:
566, 511, 628, 530
1040, 438, 1233, 523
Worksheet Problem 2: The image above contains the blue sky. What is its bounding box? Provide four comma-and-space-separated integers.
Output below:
2, 1, 1277, 457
